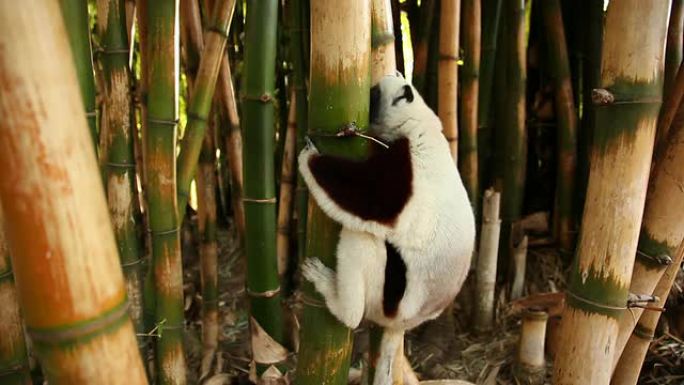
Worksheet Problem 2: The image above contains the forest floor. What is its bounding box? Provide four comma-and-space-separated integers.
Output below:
180, 217, 684, 385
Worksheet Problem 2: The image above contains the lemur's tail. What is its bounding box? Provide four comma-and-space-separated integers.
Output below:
372, 329, 404, 385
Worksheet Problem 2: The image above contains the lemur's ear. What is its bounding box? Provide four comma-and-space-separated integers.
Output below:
403, 85, 414, 103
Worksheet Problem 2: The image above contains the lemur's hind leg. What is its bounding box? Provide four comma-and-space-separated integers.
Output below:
301, 229, 375, 329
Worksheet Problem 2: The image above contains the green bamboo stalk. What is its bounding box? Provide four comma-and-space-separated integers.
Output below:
287, 0, 310, 269
459, 0, 481, 216
477, 0, 502, 192
294, 1, 371, 384
576, 0, 603, 224
140, 1, 186, 383
0, 210, 31, 385
58, 0, 99, 153
97, 0, 146, 345
0, 2, 148, 383
542, 0, 577, 253
241, 0, 287, 373
552, 1, 670, 383
664, 0, 684, 101
495, 0, 527, 270
176, 0, 236, 220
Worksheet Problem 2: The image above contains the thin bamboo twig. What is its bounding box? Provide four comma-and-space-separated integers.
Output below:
0, 2, 149, 382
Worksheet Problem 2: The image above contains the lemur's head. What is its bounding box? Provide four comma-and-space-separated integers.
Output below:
369, 75, 441, 141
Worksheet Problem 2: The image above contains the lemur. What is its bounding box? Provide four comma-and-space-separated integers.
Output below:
298, 74, 475, 385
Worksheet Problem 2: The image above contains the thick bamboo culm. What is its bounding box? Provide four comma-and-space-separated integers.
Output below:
438, 0, 461, 162
513, 310, 548, 385
459, 0, 480, 213
510, 235, 528, 300
654, 62, 684, 153
97, 0, 146, 341
241, 0, 287, 374
140, 0, 187, 383
552, 2, 670, 384
611, 240, 684, 385
0, 210, 31, 385
58, 0, 99, 152
612, 62, 684, 365
542, 0, 577, 253
0, 2, 148, 383
371, 0, 397, 83
664, 0, 684, 101
276, 92, 297, 276
176, 0, 236, 220
294, 1, 371, 384
474, 189, 501, 333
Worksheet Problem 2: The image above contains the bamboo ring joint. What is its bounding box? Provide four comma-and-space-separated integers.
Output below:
565, 290, 626, 311
632, 324, 655, 341
439, 53, 461, 62
105, 161, 137, 169
636, 248, 672, 266
242, 197, 277, 204
147, 117, 179, 126
296, 291, 326, 308
121, 258, 144, 269
187, 112, 209, 123
0, 268, 14, 282
207, 25, 230, 39
246, 286, 281, 298
242, 92, 273, 103
85, 110, 98, 118
101, 48, 130, 56
149, 227, 180, 236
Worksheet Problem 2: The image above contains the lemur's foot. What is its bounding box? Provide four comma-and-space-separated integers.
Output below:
301, 258, 335, 298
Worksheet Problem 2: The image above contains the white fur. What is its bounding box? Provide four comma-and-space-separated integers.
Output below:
299, 75, 475, 385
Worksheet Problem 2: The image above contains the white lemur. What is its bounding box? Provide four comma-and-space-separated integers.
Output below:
298, 75, 475, 385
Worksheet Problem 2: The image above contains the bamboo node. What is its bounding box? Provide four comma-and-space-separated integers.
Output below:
565, 290, 626, 311
636, 248, 673, 266
439, 53, 461, 62
101, 48, 130, 56
147, 117, 179, 127
246, 286, 281, 298
105, 161, 137, 169
592, 88, 662, 106
207, 24, 230, 39
591, 89, 615, 105
149, 227, 180, 236
293, 290, 326, 308
121, 258, 144, 270
632, 324, 656, 340
0, 361, 30, 378
85, 110, 98, 118
242, 92, 273, 103
242, 197, 277, 204
187, 112, 209, 123
371, 32, 395, 47
0, 268, 14, 282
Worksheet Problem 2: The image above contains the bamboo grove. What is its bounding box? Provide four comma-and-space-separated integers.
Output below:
0, 0, 682, 384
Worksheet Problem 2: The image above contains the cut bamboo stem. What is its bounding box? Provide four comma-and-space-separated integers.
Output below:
510, 235, 528, 301
552, 2, 670, 383
542, 0, 577, 253
611, 240, 684, 385
474, 189, 501, 333
58, 0, 99, 152
0, 2, 148, 383
513, 310, 548, 385
276, 91, 297, 276
0, 209, 31, 385
438, 0, 461, 162
459, 0, 480, 214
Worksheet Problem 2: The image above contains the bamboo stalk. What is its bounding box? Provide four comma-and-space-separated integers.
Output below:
241, 0, 287, 373
176, 0, 236, 220
372, 0, 397, 83
474, 189, 501, 333
97, 0, 146, 344
611, 240, 684, 385
0, 210, 31, 385
612, 63, 684, 366
438, 0, 461, 162
276, 91, 297, 276
664, 0, 684, 101
0, 2, 148, 383
391, 0, 405, 75
552, 2, 670, 383
542, 0, 577, 253
513, 310, 548, 385
294, 1, 371, 384
58, 0, 99, 152
412, 0, 436, 94
459, 0, 480, 215
510, 235, 528, 300
477, 0, 502, 191
654, 63, 684, 154
140, 1, 187, 383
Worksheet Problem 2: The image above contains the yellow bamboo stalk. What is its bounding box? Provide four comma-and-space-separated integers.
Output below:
0, 2, 148, 384
438, 0, 461, 162
371, 0, 397, 83
276, 91, 297, 276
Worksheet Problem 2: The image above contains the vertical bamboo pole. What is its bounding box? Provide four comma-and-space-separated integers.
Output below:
241, 0, 287, 374
611, 241, 684, 385
294, 1, 371, 384
58, 0, 99, 152
391, 0, 405, 75
276, 92, 297, 276
474, 189, 501, 333
438, 0, 461, 162
552, 2, 670, 383
177, 0, 236, 219
97, 0, 146, 341
542, 0, 577, 253
0, 210, 31, 385
612, 66, 684, 364
664, 0, 684, 101
0, 2, 148, 383
140, 1, 186, 383
459, 0, 481, 215
372, 0, 397, 83
413, 0, 436, 94
513, 310, 548, 385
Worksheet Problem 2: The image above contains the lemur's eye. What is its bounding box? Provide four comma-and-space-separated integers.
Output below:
392, 85, 414, 105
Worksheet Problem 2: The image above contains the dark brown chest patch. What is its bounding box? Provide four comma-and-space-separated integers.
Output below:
308, 137, 413, 225
383, 241, 407, 318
